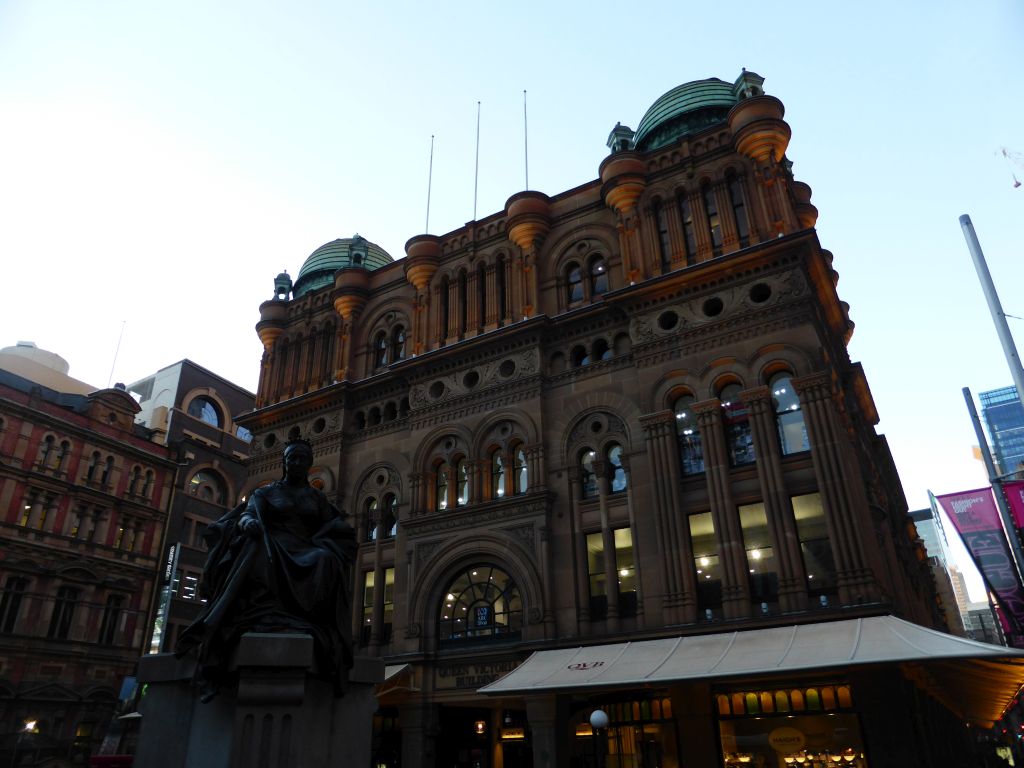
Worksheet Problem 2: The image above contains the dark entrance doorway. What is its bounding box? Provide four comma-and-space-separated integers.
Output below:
437, 706, 492, 768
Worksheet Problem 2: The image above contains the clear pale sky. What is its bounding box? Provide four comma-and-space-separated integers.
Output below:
2, 1, 1022, 599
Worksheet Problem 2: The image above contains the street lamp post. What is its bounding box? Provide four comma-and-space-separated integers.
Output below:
589, 710, 609, 768
9, 720, 36, 768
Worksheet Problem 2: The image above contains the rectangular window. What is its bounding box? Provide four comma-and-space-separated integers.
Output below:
587, 532, 607, 620
738, 503, 778, 607
361, 571, 374, 646
382, 567, 395, 644
689, 512, 722, 618
615, 528, 638, 618
98, 595, 124, 645
792, 493, 838, 596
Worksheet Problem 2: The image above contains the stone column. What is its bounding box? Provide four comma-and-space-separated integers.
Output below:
693, 399, 749, 619
539, 524, 556, 636
568, 467, 591, 627
793, 373, 878, 605
525, 696, 562, 768
640, 411, 695, 624
446, 278, 459, 342
525, 443, 545, 492
690, 189, 714, 263
741, 386, 807, 612
716, 181, 740, 255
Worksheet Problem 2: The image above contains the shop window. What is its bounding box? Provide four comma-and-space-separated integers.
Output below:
187, 396, 222, 428
792, 493, 838, 596
571, 697, 678, 768
739, 502, 778, 607
438, 565, 522, 644
689, 512, 722, 619
391, 325, 406, 363
580, 448, 598, 499
0, 576, 28, 634
513, 445, 528, 495
678, 195, 697, 265
702, 183, 723, 257
566, 263, 584, 303
47, 586, 79, 640
364, 497, 378, 541
607, 444, 627, 493
616, 528, 637, 618
674, 395, 704, 475
189, 469, 227, 505
98, 594, 124, 646
374, 331, 389, 369
720, 383, 755, 467
771, 372, 809, 454
726, 173, 750, 248
589, 255, 609, 296
491, 449, 507, 499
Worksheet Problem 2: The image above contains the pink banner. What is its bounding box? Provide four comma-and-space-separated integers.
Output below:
936, 487, 1024, 647
1003, 481, 1024, 530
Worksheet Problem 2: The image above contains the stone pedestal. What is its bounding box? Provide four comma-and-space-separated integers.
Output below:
134, 633, 382, 768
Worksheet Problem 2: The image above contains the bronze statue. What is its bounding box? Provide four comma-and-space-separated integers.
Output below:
175, 440, 356, 700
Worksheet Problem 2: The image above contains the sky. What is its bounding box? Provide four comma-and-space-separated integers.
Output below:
2, 1, 1022, 600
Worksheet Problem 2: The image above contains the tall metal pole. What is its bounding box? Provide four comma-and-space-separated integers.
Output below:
960, 214, 1024, 429
964, 386, 1024, 580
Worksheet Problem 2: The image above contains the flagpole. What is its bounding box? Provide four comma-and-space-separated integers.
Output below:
425, 135, 435, 233
963, 385, 1024, 578
523, 89, 529, 191
960, 214, 1024, 435
473, 101, 481, 221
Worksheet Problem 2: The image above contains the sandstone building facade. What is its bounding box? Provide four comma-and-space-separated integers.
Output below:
235, 73, 1010, 767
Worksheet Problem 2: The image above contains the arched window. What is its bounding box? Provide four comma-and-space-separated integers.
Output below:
719, 383, 754, 467
364, 497, 378, 541
571, 345, 589, 368
189, 470, 227, 505
678, 194, 697, 265
143, 469, 154, 498
86, 452, 102, 483
726, 172, 750, 248
496, 255, 508, 324
702, 183, 723, 258
477, 263, 487, 330
47, 586, 79, 640
674, 395, 704, 474
391, 326, 406, 363
98, 594, 125, 645
589, 255, 609, 296
436, 462, 450, 511
654, 200, 672, 273
187, 396, 222, 428
440, 276, 451, 341
580, 448, 598, 499
566, 263, 583, 303
513, 445, 528, 495
439, 565, 522, 644
0, 576, 29, 634
128, 466, 142, 496
771, 372, 808, 454
455, 458, 469, 507
458, 269, 468, 336
101, 456, 115, 487
38, 435, 55, 469
57, 440, 71, 474
374, 331, 389, 368
607, 443, 627, 493
592, 338, 612, 362
491, 449, 506, 499
382, 493, 398, 538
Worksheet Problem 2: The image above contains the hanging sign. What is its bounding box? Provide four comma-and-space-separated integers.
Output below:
1002, 480, 1024, 530
936, 488, 1024, 647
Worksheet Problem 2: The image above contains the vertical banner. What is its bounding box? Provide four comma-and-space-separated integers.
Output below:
936, 488, 1024, 647
1002, 480, 1024, 530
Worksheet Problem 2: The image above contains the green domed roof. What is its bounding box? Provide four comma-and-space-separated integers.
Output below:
633, 78, 738, 152
293, 234, 394, 298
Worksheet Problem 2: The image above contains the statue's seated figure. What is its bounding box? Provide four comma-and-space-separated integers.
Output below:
176, 440, 356, 698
